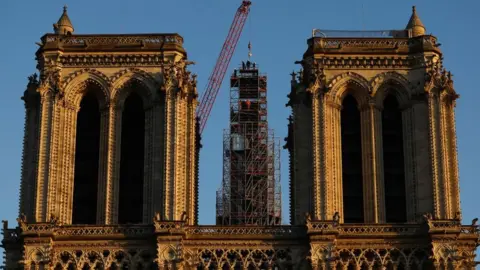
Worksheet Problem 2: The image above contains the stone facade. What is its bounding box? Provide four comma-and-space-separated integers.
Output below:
1, 6, 479, 270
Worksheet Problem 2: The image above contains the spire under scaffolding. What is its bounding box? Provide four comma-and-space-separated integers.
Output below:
216, 61, 281, 226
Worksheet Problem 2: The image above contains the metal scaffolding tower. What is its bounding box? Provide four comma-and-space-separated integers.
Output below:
216, 61, 281, 226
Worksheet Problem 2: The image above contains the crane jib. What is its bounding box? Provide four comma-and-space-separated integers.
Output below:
195, 1, 252, 134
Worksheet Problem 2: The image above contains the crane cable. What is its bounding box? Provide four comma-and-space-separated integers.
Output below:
248, 6, 252, 59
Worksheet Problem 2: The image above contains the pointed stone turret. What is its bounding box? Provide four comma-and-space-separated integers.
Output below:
53, 5, 74, 35
406, 6, 425, 37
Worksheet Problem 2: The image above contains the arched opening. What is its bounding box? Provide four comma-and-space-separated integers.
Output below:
72, 91, 101, 224
118, 91, 145, 224
382, 94, 407, 223
341, 94, 364, 223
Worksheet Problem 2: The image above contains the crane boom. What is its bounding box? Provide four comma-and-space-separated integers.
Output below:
196, 1, 252, 134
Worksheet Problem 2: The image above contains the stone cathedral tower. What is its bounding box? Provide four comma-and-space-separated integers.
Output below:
2, 7, 200, 269
285, 6, 479, 269
19, 6, 199, 226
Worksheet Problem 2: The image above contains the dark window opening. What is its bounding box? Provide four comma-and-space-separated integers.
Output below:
341, 95, 364, 223
118, 92, 145, 224
382, 94, 407, 223
72, 91, 100, 224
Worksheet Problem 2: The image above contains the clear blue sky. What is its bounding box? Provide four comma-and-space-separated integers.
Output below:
0, 0, 478, 228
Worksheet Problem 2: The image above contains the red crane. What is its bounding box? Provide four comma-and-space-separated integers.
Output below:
196, 1, 252, 134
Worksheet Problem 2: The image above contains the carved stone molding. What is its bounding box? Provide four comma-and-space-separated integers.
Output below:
60, 54, 174, 67
326, 71, 370, 107
43, 34, 183, 46
110, 67, 158, 86
62, 68, 112, 90
314, 38, 409, 50
370, 71, 413, 109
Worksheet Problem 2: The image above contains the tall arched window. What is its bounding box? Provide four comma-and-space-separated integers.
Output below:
118, 91, 145, 224
382, 94, 407, 222
341, 94, 364, 223
72, 90, 101, 224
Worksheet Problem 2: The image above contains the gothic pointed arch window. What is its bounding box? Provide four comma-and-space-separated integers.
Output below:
72, 84, 103, 225
341, 94, 364, 223
382, 93, 407, 223
118, 81, 147, 224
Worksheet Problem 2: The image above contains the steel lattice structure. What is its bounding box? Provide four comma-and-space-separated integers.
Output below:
216, 63, 281, 226
196, 1, 252, 134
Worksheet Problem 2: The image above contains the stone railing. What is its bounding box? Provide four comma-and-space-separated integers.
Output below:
55, 225, 153, 236
429, 219, 461, 228
185, 225, 304, 237
339, 224, 421, 235
41, 34, 184, 47
19, 223, 153, 237
307, 221, 422, 236
22, 223, 56, 234
6, 220, 476, 241
154, 221, 186, 234
307, 222, 335, 231
427, 219, 480, 235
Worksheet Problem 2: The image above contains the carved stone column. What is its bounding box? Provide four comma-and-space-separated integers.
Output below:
174, 93, 188, 220
186, 97, 198, 225
448, 97, 461, 218
46, 97, 64, 220
359, 101, 384, 223
35, 90, 54, 222
439, 94, 460, 218
50, 103, 65, 222
96, 106, 110, 224
311, 89, 324, 220
322, 100, 343, 221
157, 64, 197, 223
438, 95, 452, 219
163, 88, 176, 220
104, 104, 122, 224
427, 90, 445, 218
19, 85, 41, 221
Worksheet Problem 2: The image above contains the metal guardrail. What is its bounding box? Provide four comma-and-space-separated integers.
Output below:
312, 29, 407, 38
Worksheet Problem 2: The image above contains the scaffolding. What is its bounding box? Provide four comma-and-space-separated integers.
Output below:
216, 61, 281, 226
